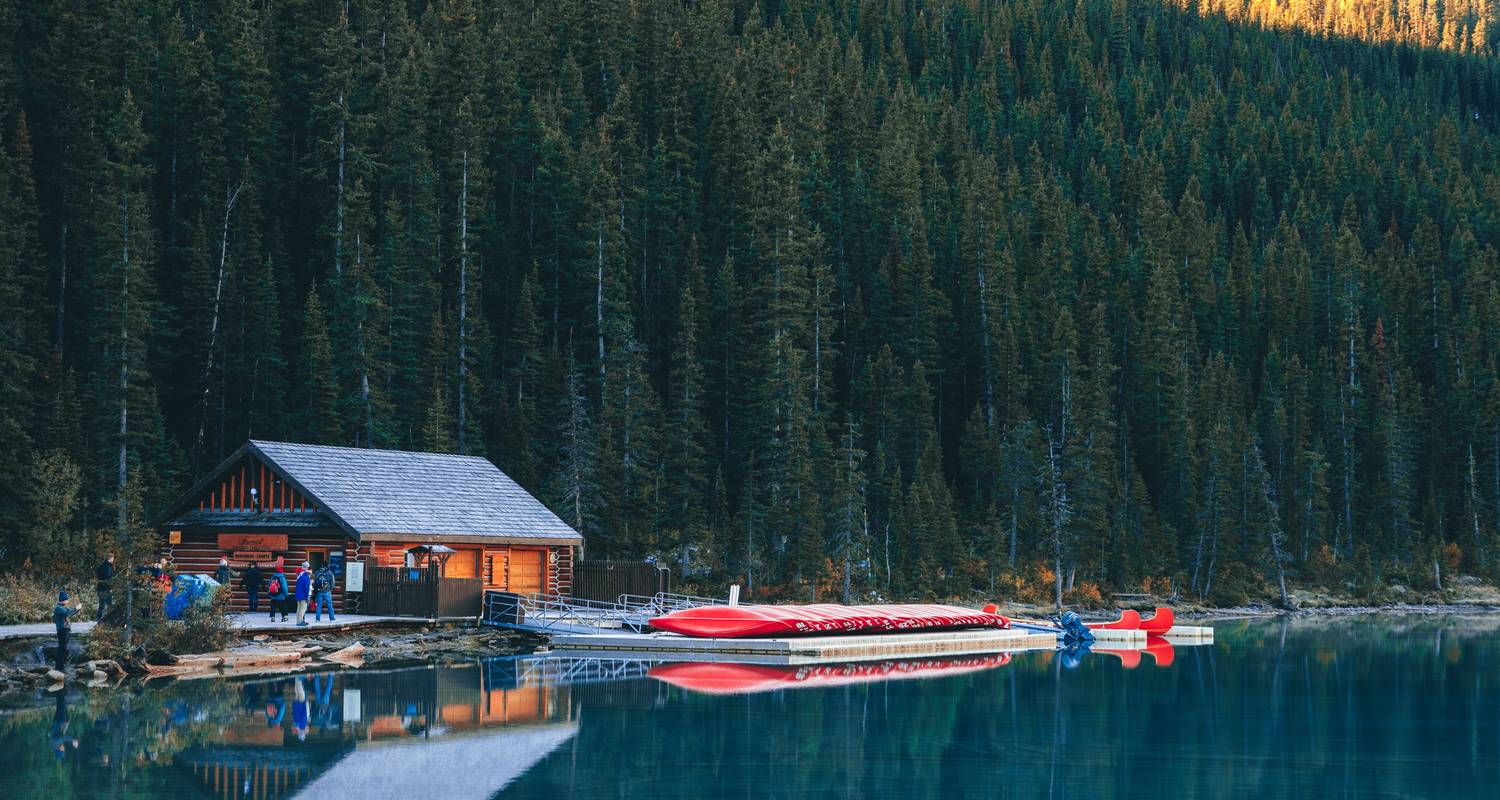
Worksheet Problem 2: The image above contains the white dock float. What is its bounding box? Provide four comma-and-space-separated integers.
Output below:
1163, 625, 1215, 643
551, 628, 1059, 666
1087, 628, 1147, 646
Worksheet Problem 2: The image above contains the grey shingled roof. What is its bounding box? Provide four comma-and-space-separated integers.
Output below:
248, 440, 581, 543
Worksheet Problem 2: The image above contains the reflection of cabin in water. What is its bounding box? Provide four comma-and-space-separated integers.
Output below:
175, 661, 577, 800
154, 440, 583, 616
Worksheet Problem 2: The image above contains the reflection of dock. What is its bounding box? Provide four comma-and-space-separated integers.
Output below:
291, 722, 578, 800
174, 658, 584, 800
551, 628, 1060, 665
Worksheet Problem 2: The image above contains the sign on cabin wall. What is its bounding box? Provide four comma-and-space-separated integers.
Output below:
345, 561, 365, 592
232, 551, 273, 563
168, 530, 182, 544
217, 533, 288, 552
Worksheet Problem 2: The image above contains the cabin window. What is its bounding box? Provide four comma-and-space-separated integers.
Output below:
442, 548, 481, 579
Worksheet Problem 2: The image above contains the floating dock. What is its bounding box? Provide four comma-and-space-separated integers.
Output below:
551, 628, 1058, 665
549, 623, 1213, 666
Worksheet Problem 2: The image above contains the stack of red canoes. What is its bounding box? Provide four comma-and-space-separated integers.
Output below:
649, 603, 1010, 638
651, 654, 1012, 695
1086, 606, 1175, 635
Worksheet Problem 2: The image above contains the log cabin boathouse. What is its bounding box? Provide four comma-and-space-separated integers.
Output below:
153, 440, 583, 617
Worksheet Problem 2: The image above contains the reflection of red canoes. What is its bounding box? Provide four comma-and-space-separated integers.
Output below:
649, 603, 1010, 638
1145, 635, 1175, 667
651, 654, 1012, 695
1095, 636, 1175, 669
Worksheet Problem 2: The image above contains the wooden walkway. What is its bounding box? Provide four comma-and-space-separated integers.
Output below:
0, 621, 98, 641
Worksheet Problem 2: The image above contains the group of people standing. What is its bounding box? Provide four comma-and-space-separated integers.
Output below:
50, 552, 341, 676
236, 560, 337, 626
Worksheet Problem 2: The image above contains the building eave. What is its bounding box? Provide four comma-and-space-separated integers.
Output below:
357, 532, 583, 546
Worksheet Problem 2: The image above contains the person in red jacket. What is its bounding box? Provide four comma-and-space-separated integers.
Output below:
266, 567, 290, 622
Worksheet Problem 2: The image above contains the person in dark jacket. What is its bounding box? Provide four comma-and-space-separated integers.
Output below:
242, 563, 263, 613
313, 564, 336, 622
293, 562, 312, 626
267, 567, 289, 622
53, 591, 78, 672
214, 557, 231, 586
94, 554, 115, 623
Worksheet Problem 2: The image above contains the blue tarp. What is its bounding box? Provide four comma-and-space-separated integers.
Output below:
164, 574, 222, 620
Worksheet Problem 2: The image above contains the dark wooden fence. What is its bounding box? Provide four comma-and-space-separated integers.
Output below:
436, 576, 483, 617
362, 566, 483, 618
573, 560, 670, 603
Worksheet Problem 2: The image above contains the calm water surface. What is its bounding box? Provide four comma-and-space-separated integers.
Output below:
2, 615, 1496, 799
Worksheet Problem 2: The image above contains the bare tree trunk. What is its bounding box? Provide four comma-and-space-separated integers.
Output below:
976, 233, 993, 430
55, 194, 68, 360
595, 218, 605, 377
1340, 316, 1356, 555
118, 191, 133, 648
356, 231, 373, 445
1468, 444, 1485, 566
457, 150, 469, 454
334, 92, 346, 278
1045, 431, 1067, 612
1008, 483, 1018, 568
191, 181, 243, 470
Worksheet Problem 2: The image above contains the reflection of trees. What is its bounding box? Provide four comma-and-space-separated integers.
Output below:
0, 661, 575, 799
501, 618, 1500, 798
0, 680, 243, 799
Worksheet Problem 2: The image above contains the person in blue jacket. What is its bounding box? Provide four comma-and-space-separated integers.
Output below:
266, 566, 289, 622
293, 561, 312, 626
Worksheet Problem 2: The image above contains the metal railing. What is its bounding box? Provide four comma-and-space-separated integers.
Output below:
483, 590, 741, 635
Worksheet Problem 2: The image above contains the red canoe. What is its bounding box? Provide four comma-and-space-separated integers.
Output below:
651, 654, 1012, 695
649, 603, 1011, 638
1087, 609, 1142, 630
1139, 607, 1175, 635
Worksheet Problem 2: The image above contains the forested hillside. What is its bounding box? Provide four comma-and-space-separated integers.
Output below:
2, 0, 1500, 605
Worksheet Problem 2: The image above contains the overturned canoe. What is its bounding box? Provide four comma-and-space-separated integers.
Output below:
649, 603, 1010, 638
1087, 609, 1142, 630
1085, 607, 1175, 635
651, 654, 1012, 695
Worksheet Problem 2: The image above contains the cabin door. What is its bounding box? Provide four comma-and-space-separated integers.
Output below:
508, 549, 546, 596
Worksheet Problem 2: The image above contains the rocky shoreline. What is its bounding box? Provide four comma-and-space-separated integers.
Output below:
0, 622, 544, 703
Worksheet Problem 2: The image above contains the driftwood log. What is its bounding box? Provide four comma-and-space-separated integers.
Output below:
141, 639, 368, 680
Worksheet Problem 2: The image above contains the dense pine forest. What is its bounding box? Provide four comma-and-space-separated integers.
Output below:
2, 0, 1500, 605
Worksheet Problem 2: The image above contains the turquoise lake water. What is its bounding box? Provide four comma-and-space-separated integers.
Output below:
1, 615, 1495, 798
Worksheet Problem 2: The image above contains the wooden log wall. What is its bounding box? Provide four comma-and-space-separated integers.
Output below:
164, 536, 572, 615
165, 531, 354, 614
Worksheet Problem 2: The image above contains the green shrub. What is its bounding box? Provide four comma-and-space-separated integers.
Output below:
87, 588, 234, 660
0, 573, 96, 625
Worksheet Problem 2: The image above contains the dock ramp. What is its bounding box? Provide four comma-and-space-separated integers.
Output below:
481, 590, 742, 635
